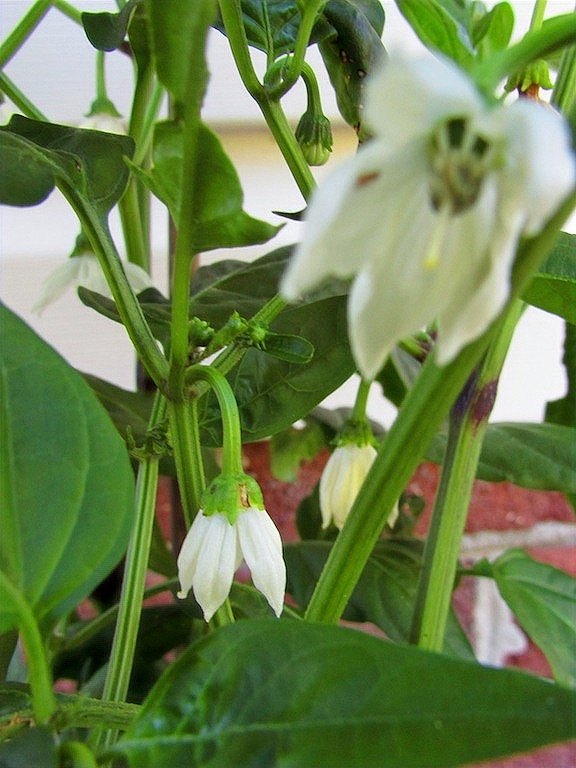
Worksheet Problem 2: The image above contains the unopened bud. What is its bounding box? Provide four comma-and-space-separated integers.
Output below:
295, 110, 333, 166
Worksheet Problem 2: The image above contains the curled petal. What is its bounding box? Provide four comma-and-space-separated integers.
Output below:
236, 507, 286, 617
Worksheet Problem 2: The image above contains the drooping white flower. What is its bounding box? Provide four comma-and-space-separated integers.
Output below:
320, 443, 377, 530
281, 55, 575, 380
80, 112, 128, 134
177, 475, 286, 622
33, 253, 153, 314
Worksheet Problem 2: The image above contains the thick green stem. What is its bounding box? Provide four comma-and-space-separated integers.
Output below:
168, 399, 205, 528
0, 0, 52, 69
410, 303, 524, 652
95, 393, 165, 750
0, 573, 57, 725
304, 197, 575, 625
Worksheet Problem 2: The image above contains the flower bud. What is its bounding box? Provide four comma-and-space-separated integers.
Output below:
295, 110, 333, 166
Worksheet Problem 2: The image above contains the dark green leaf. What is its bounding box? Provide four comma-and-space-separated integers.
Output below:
477, 549, 576, 688
0, 726, 56, 768
395, 0, 474, 67
285, 540, 474, 659
117, 619, 576, 768
0, 305, 134, 633
427, 422, 576, 492
261, 332, 314, 363
83, 373, 156, 446
522, 231, 576, 323
546, 321, 576, 427
82, 0, 141, 51
129, 121, 280, 251
213, 0, 333, 59
319, 0, 387, 135
201, 296, 355, 444
0, 116, 134, 217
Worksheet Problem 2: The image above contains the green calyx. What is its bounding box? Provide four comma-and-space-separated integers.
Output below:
335, 418, 375, 449
201, 472, 265, 524
505, 59, 554, 94
295, 110, 333, 166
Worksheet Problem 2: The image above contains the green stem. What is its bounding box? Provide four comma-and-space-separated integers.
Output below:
185, 365, 244, 475
55, 179, 168, 388
0, 573, 57, 725
351, 378, 371, 423
95, 393, 165, 750
217, 0, 315, 201
474, 13, 576, 93
0, 72, 47, 120
552, 41, 576, 131
410, 302, 524, 652
266, 0, 328, 99
530, 0, 548, 31
304, 198, 575, 625
0, 0, 52, 69
53, 0, 83, 25
118, 182, 149, 271
168, 399, 205, 528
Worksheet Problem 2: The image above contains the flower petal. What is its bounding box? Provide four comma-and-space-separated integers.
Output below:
237, 507, 286, 617
319, 444, 377, 529
177, 512, 238, 622
365, 55, 482, 149
33, 259, 82, 314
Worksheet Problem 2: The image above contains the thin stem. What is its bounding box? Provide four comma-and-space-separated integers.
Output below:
266, 0, 328, 99
0, 0, 52, 69
168, 399, 205, 528
0, 73, 47, 120
95, 51, 107, 104
95, 393, 165, 750
53, 0, 83, 25
0, 573, 57, 725
530, 0, 548, 31
185, 365, 244, 475
411, 299, 524, 651
351, 378, 371, 423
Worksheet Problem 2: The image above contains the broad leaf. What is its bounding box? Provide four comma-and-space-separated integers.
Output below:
285, 540, 474, 659
0, 116, 134, 217
116, 620, 576, 768
319, 0, 386, 135
427, 422, 576, 493
213, 0, 333, 59
82, 0, 141, 51
0, 305, 134, 633
471, 2, 514, 58
395, 0, 474, 67
523, 231, 576, 324
129, 121, 280, 251
475, 549, 576, 688
0, 726, 56, 768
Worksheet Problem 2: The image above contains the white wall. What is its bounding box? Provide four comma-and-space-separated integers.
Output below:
1, 0, 573, 427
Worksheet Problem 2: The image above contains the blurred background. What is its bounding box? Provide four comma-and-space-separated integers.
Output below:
1, 0, 574, 428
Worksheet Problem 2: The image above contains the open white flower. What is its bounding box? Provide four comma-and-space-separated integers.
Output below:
177, 477, 286, 622
281, 55, 575, 380
34, 253, 153, 314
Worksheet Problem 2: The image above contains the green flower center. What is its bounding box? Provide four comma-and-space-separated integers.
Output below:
428, 118, 494, 214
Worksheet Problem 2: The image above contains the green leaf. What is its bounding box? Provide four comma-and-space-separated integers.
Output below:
427, 422, 576, 493
269, 422, 326, 481
0, 116, 134, 217
129, 121, 280, 251
478, 549, 576, 688
522, 231, 576, 323
213, 0, 333, 59
395, 0, 474, 67
0, 726, 56, 768
201, 296, 356, 443
546, 321, 576, 428
285, 540, 474, 659
117, 620, 576, 768
471, 2, 514, 58
148, 0, 212, 107
0, 305, 134, 633
318, 0, 386, 135
82, 0, 141, 51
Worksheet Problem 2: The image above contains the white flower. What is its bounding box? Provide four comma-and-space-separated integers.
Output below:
320, 443, 377, 530
177, 506, 286, 622
80, 112, 127, 135
33, 253, 153, 314
281, 55, 575, 380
